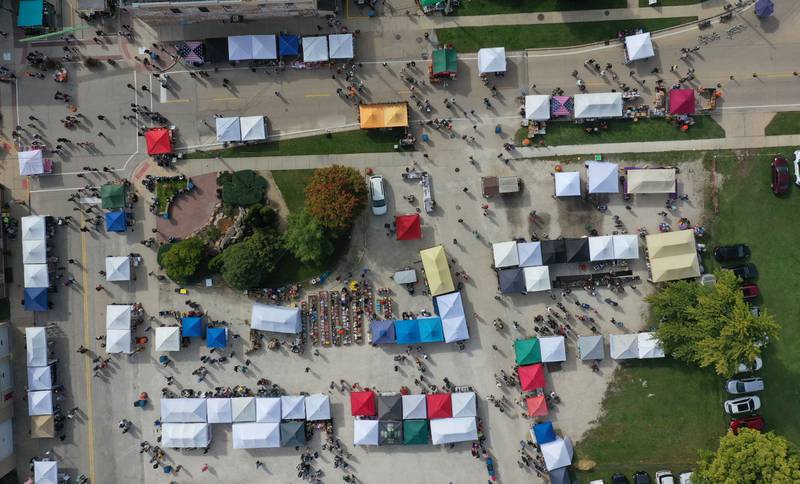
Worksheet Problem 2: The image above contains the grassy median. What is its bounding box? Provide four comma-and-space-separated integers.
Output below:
764, 111, 800, 136
455, 0, 626, 16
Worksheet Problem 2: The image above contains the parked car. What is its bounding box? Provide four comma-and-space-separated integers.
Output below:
794, 150, 800, 186
730, 263, 758, 280
678, 471, 693, 484
633, 471, 652, 484
724, 395, 761, 415
740, 283, 760, 301
737, 357, 763, 373
713, 244, 751, 262
611, 473, 630, 484
369, 175, 387, 215
655, 470, 675, 484
730, 415, 765, 434
771, 156, 790, 195
726, 377, 765, 394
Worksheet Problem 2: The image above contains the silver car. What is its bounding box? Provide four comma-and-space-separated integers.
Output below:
724, 396, 761, 415
726, 377, 764, 394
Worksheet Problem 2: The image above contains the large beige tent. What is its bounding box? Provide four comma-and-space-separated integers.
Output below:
627, 168, 676, 194
646, 230, 700, 282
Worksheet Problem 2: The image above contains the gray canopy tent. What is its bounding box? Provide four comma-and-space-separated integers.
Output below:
578, 335, 605, 360
377, 394, 403, 420
498, 268, 526, 294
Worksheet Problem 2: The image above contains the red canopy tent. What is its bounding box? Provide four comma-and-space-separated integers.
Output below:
669, 89, 696, 115
518, 364, 546, 392
426, 393, 453, 419
350, 391, 376, 416
526, 395, 549, 417
145, 128, 173, 155
396, 214, 422, 241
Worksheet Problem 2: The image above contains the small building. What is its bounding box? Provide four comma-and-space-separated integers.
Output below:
481, 176, 520, 197
121, 0, 335, 25
430, 46, 457, 81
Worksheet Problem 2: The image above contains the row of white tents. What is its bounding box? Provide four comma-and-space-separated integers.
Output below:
106, 305, 132, 354
353, 417, 478, 446
251, 303, 302, 334
22, 216, 49, 290
492, 235, 640, 269
161, 395, 331, 424
227, 34, 354, 62
433, 291, 470, 343
609, 332, 665, 360
395, 392, 478, 420
26, 327, 54, 417
553, 164, 677, 196
215, 116, 268, 143
525, 92, 624, 120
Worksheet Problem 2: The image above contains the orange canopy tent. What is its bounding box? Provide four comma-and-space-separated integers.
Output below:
526, 395, 549, 417
145, 128, 173, 155
518, 363, 546, 391
359, 103, 409, 129
396, 214, 422, 240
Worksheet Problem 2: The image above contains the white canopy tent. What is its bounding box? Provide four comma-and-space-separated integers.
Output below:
393, 269, 417, 285
574, 92, 623, 119
216, 117, 242, 143
625, 32, 655, 61
232, 422, 280, 449
162, 423, 211, 448
305, 394, 331, 421
638, 332, 665, 359
160, 398, 207, 423
517, 241, 543, 267
26, 327, 48, 367
256, 397, 282, 423
627, 168, 676, 194
251, 34, 277, 60
22, 239, 47, 264
492, 241, 519, 268
524, 95, 551, 121
22, 215, 46, 241
228, 35, 253, 61
451, 392, 477, 418
239, 116, 267, 141
477, 47, 506, 74
328, 33, 354, 59
106, 304, 131, 330
251, 303, 302, 334
587, 161, 619, 193
106, 329, 131, 354
154, 326, 181, 352
34, 461, 58, 484
589, 236, 615, 261
610, 333, 639, 360
19, 149, 44, 176
612, 234, 640, 259
554, 171, 581, 197
24, 264, 49, 288
27, 366, 53, 391
302, 36, 329, 62
281, 395, 306, 420
541, 437, 574, 471
435, 291, 470, 343
430, 417, 478, 445
105, 256, 131, 282
402, 394, 427, 420
539, 335, 567, 362
28, 390, 53, 415
206, 398, 232, 424
353, 419, 380, 446
523, 266, 551, 292
231, 397, 256, 423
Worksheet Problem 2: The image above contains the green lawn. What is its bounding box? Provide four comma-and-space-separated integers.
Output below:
185, 129, 411, 159
270, 169, 315, 213
639, 0, 707, 6
516, 116, 724, 147
764, 111, 800, 136
576, 359, 726, 481
436, 17, 696, 52
456, 0, 626, 17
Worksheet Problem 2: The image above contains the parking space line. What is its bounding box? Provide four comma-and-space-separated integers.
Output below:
213, 97, 238, 101
304, 93, 330, 98
160, 99, 191, 104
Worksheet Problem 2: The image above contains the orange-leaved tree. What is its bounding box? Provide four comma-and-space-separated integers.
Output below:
304, 165, 367, 231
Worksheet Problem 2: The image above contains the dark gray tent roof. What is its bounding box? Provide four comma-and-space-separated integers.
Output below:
565, 238, 590, 263
498, 268, 525, 294
204, 37, 229, 63
378, 394, 403, 420
379, 420, 404, 445
280, 421, 307, 447
548, 466, 572, 484
541, 239, 566, 264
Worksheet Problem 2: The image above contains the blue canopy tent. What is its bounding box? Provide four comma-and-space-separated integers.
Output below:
24, 287, 48, 312
533, 421, 557, 444
206, 327, 227, 348
279, 34, 300, 57
755, 0, 774, 17
182, 316, 203, 337
417, 317, 444, 343
370, 320, 395, 345
394, 319, 421, 345
105, 211, 127, 233
18, 0, 43, 27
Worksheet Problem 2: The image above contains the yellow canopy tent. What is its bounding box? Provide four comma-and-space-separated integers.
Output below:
31, 415, 55, 438
359, 103, 409, 129
420, 245, 455, 296
627, 168, 676, 194
646, 230, 700, 282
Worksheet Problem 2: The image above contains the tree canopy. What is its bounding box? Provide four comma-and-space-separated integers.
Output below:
209, 230, 282, 290
283, 210, 334, 265
218, 170, 267, 206
304, 165, 367, 231
649, 270, 779, 377
696, 429, 800, 484
158, 237, 205, 283
243, 203, 279, 231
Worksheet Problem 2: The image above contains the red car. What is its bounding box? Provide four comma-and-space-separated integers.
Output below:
771, 156, 790, 195
741, 283, 760, 301
730, 415, 765, 434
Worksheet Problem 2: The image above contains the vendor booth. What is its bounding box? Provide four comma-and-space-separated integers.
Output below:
430, 46, 457, 80
256, 397, 281, 423
302, 36, 329, 63
378, 394, 403, 420
612, 234, 640, 259
610, 333, 639, 360
392, 269, 417, 285
216, 117, 242, 143
541, 239, 567, 265
430, 417, 478, 444
420, 246, 455, 296
251, 303, 301, 333
145, 127, 173, 155
589, 235, 615, 261
280, 395, 306, 420
434, 291, 470, 343
492, 241, 519, 268
26, 327, 48, 367
31, 415, 55, 438
359, 102, 409, 129
518, 364, 546, 391
101, 183, 125, 209
481, 176, 521, 197
239, 116, 267, 141
418, 317, 444, 343
669, 89, 696, 115
105, 256, 131, 281
402, 394, 427, 419
477, 47, 506, 75
24, 287, 48, 312
517, 242, 543, 267
638, 332, 665, 359
394, 319, 421, 345
527, 396, 549, 417
105, 211, 127, 233
328, 33, 354, 59
354, 419, 380, 446
370, 319, 395, 345
175, 41, 204, 64
427, 393, 452, 419
22, 215, 46, 241
106, 329, 132, 354
24, 264, 49, 289
395, 214, 421, 240
106, 304, 131, 330
451, 392, 477, 418
523, 266, 551, 292
550, 96, 573, 117
525, 95, 551, 121
252, 35, 277, 60
586, 161, 619, 193
160, 398, 207, 423
578, 335, 605, 361
498, 268, 525, 294
554, 171, 581, 197
28, 390, 53, 416
305, 394, 331, 421
206, 327, 227, 348
162, 423, 211, 448
34, 461, 58, 484
204, 37, 229, 63
27, 365, 53, 391
233, 422, 280, 449
565, 238, 590, 263
624, 32, 655, 62
228, 35, 253, 61
231, 397, 256, 423
350, 391, 376, 417
541, 437, 574, 471
515, 337, 542, 365
182, 316, 203, 337
403, 419, 430, 445
574, 92, 623, 119
22, 239, 46, 264
646, 229, 700, 282
625, 168, 676, 194
279, 34, 300, 57
539, 336, 567, 363
280, 421, 306, 447
18, 149, 47, 176
155, 327, 181, 352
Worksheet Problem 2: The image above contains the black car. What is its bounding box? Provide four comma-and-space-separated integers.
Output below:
633, 471, 652, 484
731, 263, 759, 281
713, 244, 751, 262
612, 473, 631, 484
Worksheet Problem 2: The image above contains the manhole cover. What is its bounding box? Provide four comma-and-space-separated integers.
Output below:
604, 10, 610, 16
537, 14, 544, 21
396, 34, 402, 40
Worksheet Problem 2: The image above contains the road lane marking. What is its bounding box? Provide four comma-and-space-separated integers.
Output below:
304, 93, 330, 98
79, 213, 96, 484
160, 99, 191, 104
213, 97, 238, 101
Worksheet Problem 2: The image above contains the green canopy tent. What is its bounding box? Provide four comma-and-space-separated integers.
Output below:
515, 337, 542, 365
403, 419, 430, 445
101, 184, 126, 209
431, 47, 457, 80
280, 421, 307, 447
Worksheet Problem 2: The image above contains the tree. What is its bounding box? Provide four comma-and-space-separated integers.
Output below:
218, 170, 267, 206
695, 429, 800, 484
209, 230, 281, 290
304, 165, 367, 231
243, 203, 278, 231
284, 210, 334, 265
158, 237, 205, 283
650, 270, 780, 377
